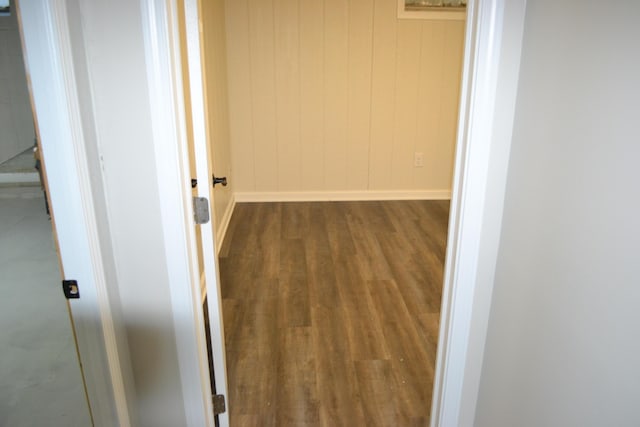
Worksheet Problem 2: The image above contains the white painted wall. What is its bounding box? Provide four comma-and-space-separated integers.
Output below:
475, 1, 640, 426
224, 0, 464, 195
61, 0, 139, 423
63, 1, 192, 425
0, 10, 35, 164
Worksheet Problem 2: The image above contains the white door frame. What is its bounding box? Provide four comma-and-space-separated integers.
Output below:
178, 1, 231, 425
141, 0, 528, 425
431, 0, 527, 425
21, 0, 527, 425
140, 0, 221, 426
17, 1, 134, 425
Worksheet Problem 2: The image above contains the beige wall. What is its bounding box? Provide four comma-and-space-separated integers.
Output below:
201, 0, 234, 232
0, 11, 35, 164
224, 0, 464, 194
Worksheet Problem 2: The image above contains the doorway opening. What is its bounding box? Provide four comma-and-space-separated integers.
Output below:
182, 0, 466, 424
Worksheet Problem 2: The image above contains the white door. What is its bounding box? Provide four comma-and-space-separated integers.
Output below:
181, 0, 229, 425
22, 0, 236, 424
18, 2, 131, 425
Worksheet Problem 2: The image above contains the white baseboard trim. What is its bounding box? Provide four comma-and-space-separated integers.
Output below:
215, 193, 236, 255
234, 190, 451, 203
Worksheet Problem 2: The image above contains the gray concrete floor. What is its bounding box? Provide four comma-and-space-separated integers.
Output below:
0, 194, 92, 426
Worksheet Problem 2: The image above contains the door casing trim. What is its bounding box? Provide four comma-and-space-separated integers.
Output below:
22, 0, 528, 424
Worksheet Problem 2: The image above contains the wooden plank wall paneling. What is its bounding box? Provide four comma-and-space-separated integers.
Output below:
392, 21, 422, 190
224, 0, 465, 193
248, 0, 279, 191
369, 0, 398, 190
347, 0, 374, 190
323, 0, 349, 190
274, 0, 301, 191
201, 0, 234, 230
224, 0, 255, 191
299, 1, 325, 191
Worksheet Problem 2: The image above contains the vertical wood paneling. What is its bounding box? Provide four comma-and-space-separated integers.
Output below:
346, 0, 374, 190
274, 0, 301, 191
202, 0, 234, 228
323, 0, 349, 190
391, 21, 422, 189
299, 2, 325, 191
414, 21, 444, 189
368, 0, 398, 190
248, 0, 279, 191
224, 0, 465, 194
434, 21, 465, 189
225, 0, 255, 191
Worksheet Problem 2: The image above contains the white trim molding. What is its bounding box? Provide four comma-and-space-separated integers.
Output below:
430, 0, 526, 426
235, 190, 451, 203
215, 194, 236, 255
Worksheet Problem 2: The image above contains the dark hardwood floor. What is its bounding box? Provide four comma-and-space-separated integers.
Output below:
219, 200, 449, 427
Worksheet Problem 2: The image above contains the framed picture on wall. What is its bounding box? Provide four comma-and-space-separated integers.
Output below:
398, 0, 467, 20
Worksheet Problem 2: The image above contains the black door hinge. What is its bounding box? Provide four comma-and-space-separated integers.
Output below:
212, 394, 226, 415
62, 280, 80, 299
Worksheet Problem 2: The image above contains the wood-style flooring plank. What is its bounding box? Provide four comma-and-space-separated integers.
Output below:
276, 327, 319, 425
354, 360, 399, 426
323, 202, 357, 259
311, 305, 366, 427
280, 238, 311, 327
417, 312, 441, 369
219, 201, 448, 426
224, 203, 261, 256
367, 279, 434, 421
252, 203, 282, 279
333, 261, 389, 361
375, 230, 442, 314
303, 204, 341, 309
344, 206, 394, 281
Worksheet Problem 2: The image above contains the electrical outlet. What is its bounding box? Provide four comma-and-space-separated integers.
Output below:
414, 152, 424, 168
